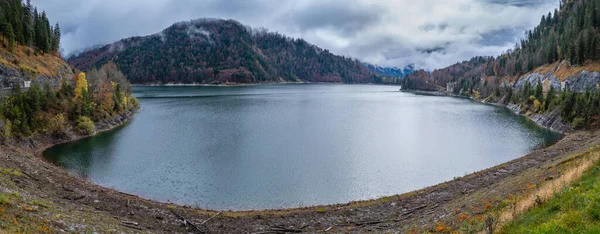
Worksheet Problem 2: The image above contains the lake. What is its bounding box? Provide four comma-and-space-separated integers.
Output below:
43, 84, 561, 210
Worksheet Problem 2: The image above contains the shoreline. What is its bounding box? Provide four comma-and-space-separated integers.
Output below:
402, 89, 571, 134
130, 81, 395, 87
1, 89, 595, 232
131, 81, 312, 87
29, 109, 138, 156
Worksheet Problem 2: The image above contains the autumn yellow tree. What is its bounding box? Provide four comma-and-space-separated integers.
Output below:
74, 72, 88, 101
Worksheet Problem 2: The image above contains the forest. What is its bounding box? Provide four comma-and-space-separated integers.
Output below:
405, 0, 600, 87
69, 19, 377, 84
403, 0, 600, 129
0, 62, 138, 140
0, 0, 60, 53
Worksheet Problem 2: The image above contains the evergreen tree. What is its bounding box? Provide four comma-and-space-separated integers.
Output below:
534, 80, 543, 101
22, 0, 33, 46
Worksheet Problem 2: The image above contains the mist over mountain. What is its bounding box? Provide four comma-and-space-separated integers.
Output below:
362, 63, 415, 77
69, 19, 377, 84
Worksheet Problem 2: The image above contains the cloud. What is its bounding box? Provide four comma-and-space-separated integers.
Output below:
33, 0, 558, 70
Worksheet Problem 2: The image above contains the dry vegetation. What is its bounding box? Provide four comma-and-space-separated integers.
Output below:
0, 42, 70, 78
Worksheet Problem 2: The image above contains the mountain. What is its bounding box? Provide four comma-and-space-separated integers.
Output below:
68, 19, 377, 84
402, 0, 600, 130
404, 0, 600, 92
363, 63, 415, 78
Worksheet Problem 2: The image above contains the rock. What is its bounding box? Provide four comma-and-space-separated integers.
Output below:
0, 62, 73, 90
565, 71, 600, 92
513, 72, 561, 91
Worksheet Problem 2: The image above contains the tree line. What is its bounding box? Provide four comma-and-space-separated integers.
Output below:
69, 19, 377, 84
402, 0, 600, 129
0, 62, 138, 140
405, 0, 600, 89
0, 0, 60, 53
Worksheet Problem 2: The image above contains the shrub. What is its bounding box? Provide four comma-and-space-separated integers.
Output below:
572, 117, 585, 129
47, 114, 68, 134
529, 95, 536, 103
128, 96, 140, 109
533, 99, 541, 113
1, 119, 11, 141
0, 193, 9, 205
75, 116, 95, 135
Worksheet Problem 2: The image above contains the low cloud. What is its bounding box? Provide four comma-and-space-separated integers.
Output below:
34, 0, 558, 70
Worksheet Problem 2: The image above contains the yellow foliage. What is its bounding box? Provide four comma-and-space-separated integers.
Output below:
47, 114, 67, 134
122, 92, 128, 108
533, 99, 541, 112
74, 72, 88, 101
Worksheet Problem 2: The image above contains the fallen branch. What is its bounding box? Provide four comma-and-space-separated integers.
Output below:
268, 227, 302, 233
121, 223, 142, 230
400, 204, 428, 216
171, 211, 204, 233
200, 211, 222, 225
121, 221, 139, 226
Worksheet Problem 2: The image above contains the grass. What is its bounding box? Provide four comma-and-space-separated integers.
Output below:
0, 194, 10, 205
500, 151, 600, 233
30, 199, 51, 208
0, 41, 70, 78
525, 60, 600, 81
0, 167, 23, 177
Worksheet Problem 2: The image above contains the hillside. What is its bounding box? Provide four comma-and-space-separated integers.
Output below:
0, 0, 70, 88
68, 19, 377, 84
0, 43, 73, 89
403, 0, 600, 130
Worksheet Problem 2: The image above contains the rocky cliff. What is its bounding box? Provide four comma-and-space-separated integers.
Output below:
0, 44, 74, 90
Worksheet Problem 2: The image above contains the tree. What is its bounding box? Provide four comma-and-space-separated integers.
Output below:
74, 72, 88, 101
545, 85, 555, 110
5, 23, 15, 49
52, 22, 60, 53
534, 80, 543, 101
22, 0, 33, 46
75, 116, 95, 135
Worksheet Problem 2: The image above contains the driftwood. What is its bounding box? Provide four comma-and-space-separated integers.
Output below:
256, 224, 304, 234
200, 211, 222, 225
121, 223, 143, 230
267, 227, 302, 233
400, 204, 428, 216
171, 211, 204, 234
336, 204, 431, 228
121, 221, 139, 226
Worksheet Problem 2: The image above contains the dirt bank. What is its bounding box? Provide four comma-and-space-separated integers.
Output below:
0, 107, 598, 233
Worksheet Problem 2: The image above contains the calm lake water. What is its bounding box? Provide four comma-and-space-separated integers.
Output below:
43, 84, 561, 210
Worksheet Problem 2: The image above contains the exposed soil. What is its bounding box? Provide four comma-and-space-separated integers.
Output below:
0, 108, 598, 233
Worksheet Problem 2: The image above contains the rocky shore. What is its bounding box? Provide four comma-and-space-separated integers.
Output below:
0, 98, 598, 233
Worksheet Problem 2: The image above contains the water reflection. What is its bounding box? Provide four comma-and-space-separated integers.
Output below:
44, 84, 562, 210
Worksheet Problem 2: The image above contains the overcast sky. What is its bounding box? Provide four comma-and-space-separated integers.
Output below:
33, 0, 559, 70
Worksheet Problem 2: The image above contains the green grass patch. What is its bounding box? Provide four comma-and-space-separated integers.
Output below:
30, 199, 51, 208
315, 207, 327, 213
501, 161, 600, 233
0, 193, 10, 205
0, 167, 23, 177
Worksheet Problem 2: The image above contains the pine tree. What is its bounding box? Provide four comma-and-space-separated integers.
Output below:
535, 80, 543, 101
6, 23, 14, 49
22, 0, 33, 46
52, 22, 60, 53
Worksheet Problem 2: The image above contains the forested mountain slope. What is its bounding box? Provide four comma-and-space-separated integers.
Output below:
0, 0, 70, 88
403, 0, 600, 130
69, 19, 377, 84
